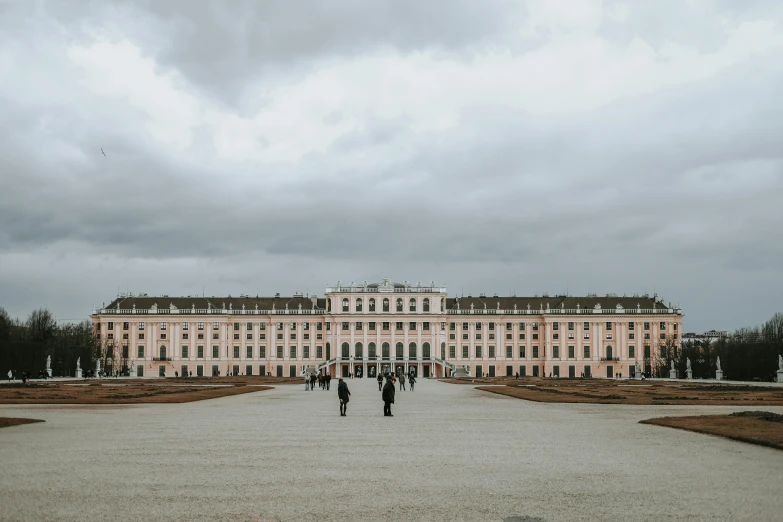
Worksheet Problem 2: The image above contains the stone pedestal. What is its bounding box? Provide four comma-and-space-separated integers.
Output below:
75, 369, 82, 378
686, 369, 692, 379
46, 368, 52, 378
777, 370, 783, 383
669, 369, 677, 379
716, 370, 723, 380
128, 367, 136, 377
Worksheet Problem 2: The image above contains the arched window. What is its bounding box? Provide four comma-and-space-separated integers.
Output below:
396, 342, 404, 360
409, 298, 416, 312
369, 298, 376, 312
326, 342, 331, 359
382, 342, 390, 359
409, 342, 417, 359
383, 299, 389, 312
368, 342, 377, 359
606, 346, 613, 359
160, 345, 167, 359
441, 298, 445, 312
396, 298, 403, 312
423, 298, 430, 312
423, 342, 431, 359
356, 298, 362, 312
342, 299, 349, 312
355, 342, 363, 359
341, 342, 350, 358
440, 342, 446, 359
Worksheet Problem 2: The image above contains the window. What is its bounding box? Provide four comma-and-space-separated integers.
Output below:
553, 345, 559, 358
506, 322, 512, 330
450, 345, 456, 358
606, 333, 613, 340
139, 322, 145, 330
462, 345, 469, 358
198, 333, 203, 340
213, 345, 219, 358
355, 343, 363, 359
247, 346, 253, 358
247, 333, 252, 340
181, 322, 188, 331
356, 298, 362, 312
532, 323, 538, 331
138, 346, 144, 358
532, 365, 539, 377
290, 346, 297, 358
342, 299, 349, 312
552, 322, 559, 331
356, 322, 363, 331
532, 333, 539, 340
475, 346, 482, 358
213, 322, 219, 330
629, 333, 635, 340
107, 322, 114, 330
182, 346, 189, 358
138, 333, 144, 340
644, 333, 650, 340
475, 334, 481, 340
234, 322, 240, 331
304, 346, 310, 358
161, 322, 167, 331
553, 333, 559, 340
409, 343, 416, 359
519, 322, 525, 330
606, 346, 613, 359
423, 298, 430, 312
506, 333, 512, 340
450, 323, 456, 331
276, 333, 282, 340
476, 323, 482, 331
233, 333, 240, 340
396, 322, 403, 331
629, 345, 635, 359
568, 333, 574, 339
342, 322, 349, 331
233, 346, 240, 358
369, 322, 376, 331
519, 346, 526, 358
462, 323, 469, 331
660, 322, 666, 330
197, 345, 204, 358
423, 343, 430, 359
660, 333, 667, 340
450, 333, 456, 340
382, 322, 390, 331
368, 343, 376, 359
198, 322, 204, 330
123, 322, 129, 330
568, 345, 574, 359
605, 322, 612, 331
260, 346, 266, 358
246, 365, 252, 376
382, 342, 390, 359
108, 333, 114, 340
583, 345, 590, 359
369, 298, 376, 312
506, 346, 513, 358
568, 322, 574, 330
489, 323, 495, 331
463, 333, 468, 340
489, 333, 495, 340
519, 333, 526, 340
583, 333, 590, 340
396, 298, 403, 312
160, 333, 167, 340
409, 322, 416, 331
316, 346, 322, 358
409, 298, 416, 312
383, 298, 389, 312
532, 345, 539, 358
276, 346, 283, 358
423, 322, 430, 331
628, 322, 634, 331
644, 345, 651, 358
396, 343, 404, 360
644, 322, 650, 330
583, 322, 589, 330
673, 323, 678, 331
342, 343, 349, 358
488, 346, 495, 358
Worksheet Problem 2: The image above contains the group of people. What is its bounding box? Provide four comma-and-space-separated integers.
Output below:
305, 372, 332, 391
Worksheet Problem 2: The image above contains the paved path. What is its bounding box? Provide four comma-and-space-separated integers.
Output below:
1, 378, 783, 521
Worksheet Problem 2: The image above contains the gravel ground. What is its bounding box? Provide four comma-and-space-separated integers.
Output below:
1, 378, 782, 521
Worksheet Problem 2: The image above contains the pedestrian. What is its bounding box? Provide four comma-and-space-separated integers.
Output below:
326, 373, 331, 390
189, 371, 192, 377
305, 373, 310, 391
377, 372, 383, 391
399, 373, 406, 391
382, 376, 395, 416
409, 373, 416, 391
7, 369, 12, 382
337, 378, 351, 416
175, 371, 179, 378
515, 372, 519, 380
310, 373, 316, 391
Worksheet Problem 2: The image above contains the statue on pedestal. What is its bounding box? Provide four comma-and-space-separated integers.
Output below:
716, 356, 721, 371
76, 357, 81, 370
670, 359, 675, 371
46, 355, 51, 370
686, 358, 691, 371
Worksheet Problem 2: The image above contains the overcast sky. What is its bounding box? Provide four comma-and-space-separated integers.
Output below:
1, 0, 782, 332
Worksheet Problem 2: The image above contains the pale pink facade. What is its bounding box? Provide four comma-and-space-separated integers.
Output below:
91, 279, 683, 379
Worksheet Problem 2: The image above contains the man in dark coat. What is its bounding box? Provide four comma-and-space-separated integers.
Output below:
382, 377, 395, 416
337, 378, 351, 416
377, 372, 383, 391
325, 373, 331, 390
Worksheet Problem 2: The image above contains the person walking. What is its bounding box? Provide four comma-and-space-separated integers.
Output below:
337, 378, 351, 416
305, 373, 310, 391
409, 373, 416, 391
399, 373, 406, 391
377, 372, 383, 391
382, 376, 395, 416
325, 373, 331, 391
310, 373, 316, 391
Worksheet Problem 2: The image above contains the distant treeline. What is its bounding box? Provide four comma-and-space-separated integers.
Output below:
0, 307, 96, 377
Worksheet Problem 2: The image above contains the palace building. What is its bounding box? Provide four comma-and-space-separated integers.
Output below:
91, 279, 683, 379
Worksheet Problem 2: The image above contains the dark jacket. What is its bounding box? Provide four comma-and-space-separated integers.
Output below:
382, 381, 395, 403
337, 381, 350, 402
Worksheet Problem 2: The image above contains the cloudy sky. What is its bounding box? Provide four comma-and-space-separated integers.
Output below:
1, 0, 781, 331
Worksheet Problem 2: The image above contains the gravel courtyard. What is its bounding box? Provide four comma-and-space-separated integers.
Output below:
2, 378, 782, 521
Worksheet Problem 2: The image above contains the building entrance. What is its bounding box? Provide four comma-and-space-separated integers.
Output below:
423, 366, 430, 378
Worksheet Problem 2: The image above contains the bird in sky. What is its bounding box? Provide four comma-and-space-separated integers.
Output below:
101, 148, 106, 157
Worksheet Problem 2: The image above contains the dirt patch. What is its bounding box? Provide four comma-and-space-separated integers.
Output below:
0, 383, 272, 404
641, 413, 783, 451
464, 378, 783, 405
0, 417, 45, 429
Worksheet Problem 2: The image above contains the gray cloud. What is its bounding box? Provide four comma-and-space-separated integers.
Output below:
1, 0, 782, 332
